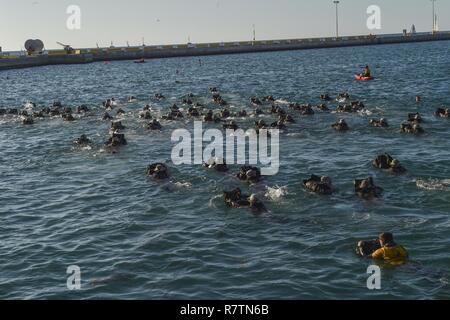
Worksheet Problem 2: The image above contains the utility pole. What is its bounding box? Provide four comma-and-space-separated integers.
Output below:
431, 0, 436, 34
253, 24, 256, 42
333, 1, 340, 38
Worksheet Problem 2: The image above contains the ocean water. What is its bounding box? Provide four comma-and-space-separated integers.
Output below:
1, 41, 449, 300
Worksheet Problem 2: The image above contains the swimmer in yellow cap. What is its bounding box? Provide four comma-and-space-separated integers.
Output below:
372, 232, 409, 265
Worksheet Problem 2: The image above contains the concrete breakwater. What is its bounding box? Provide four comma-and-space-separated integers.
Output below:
0, 54, 93, 71
1, 32, 450, 71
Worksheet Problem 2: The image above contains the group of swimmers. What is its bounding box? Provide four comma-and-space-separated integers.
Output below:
4, 86, 447, 266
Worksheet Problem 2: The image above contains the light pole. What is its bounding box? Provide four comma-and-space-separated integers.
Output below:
333, 1, 340, 38
431, 0, 436, 34
430, 0, 436, 34
253, 24, 256, 42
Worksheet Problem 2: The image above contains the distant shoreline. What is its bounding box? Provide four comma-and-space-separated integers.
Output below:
1, 32, 449, 71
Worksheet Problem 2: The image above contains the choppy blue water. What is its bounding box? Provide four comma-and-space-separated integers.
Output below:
1, 41, 450, 300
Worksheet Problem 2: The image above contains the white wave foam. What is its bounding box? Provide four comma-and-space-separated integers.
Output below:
415, 178, 450, 191
173, 181, 192, 188
23, 102, 35, 110
351, 212, 371, 222
265, 185, 288, 201
358, 109, 373, 116
275, 99, 290, 105
286, 132, 301, 137
208, 194, 222, 208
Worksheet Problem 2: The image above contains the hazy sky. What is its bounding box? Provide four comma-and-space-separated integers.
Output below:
0, 0, 448, 51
